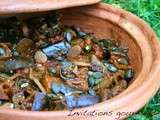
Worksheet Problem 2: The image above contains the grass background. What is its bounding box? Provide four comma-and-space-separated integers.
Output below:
102, 0, 160, 120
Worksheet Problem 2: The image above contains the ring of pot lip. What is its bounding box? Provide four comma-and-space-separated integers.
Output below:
0, 0, 100, 15
0, 3, 160, 117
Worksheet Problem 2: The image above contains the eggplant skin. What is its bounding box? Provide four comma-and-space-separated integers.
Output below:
32, 92, 46, 111
42, 42, 71, 60
52, 83, 76, 95
0, 57, 33, 72
65, 95, 99, 108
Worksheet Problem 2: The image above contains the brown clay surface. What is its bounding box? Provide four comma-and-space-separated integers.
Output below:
0, 0, 100, 14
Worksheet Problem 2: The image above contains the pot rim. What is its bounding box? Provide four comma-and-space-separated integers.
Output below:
0, 0, 100, 15
0, 3, 160, 118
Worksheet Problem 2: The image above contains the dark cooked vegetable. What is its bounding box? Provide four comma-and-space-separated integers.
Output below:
16, 38, 34, 58
65, 94, 99, 108
52, 83, 76, 95
0, 17, 23, 43
0, 13, 135, 111
105, 63, 118, 73
99, 39, 117, 49
64, 29, 76, 42
124, 68, 134, 82
32, 92, 46, 111
0, 43, 11, 57
0, 48, 5, 56
88, 71, 102, 87
0, 57, 33, 72
42, 42, 71, 60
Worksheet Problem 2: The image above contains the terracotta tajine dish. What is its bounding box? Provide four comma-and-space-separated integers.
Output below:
0, 2, 160, 120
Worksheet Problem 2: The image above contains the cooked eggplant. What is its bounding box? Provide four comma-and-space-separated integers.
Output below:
0, 13, 134, 111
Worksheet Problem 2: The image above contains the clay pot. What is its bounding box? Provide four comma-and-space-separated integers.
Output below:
0, 0, 100, 14
0, 3, 160, 120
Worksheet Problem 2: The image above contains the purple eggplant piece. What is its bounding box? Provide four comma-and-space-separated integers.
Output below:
2, 57, 33, 72
32, 92, 46, 111
65, 94, 99, 108
64, 31, 73, 42
88, 88, 96, 96
42, 42, 71, 60
77, 95, 99, 107
124, 68, 134, 82
65, 95, 77, 108
52, 83, 76, 95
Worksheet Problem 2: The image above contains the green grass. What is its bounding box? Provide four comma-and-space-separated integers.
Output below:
102, 0, 160, 120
